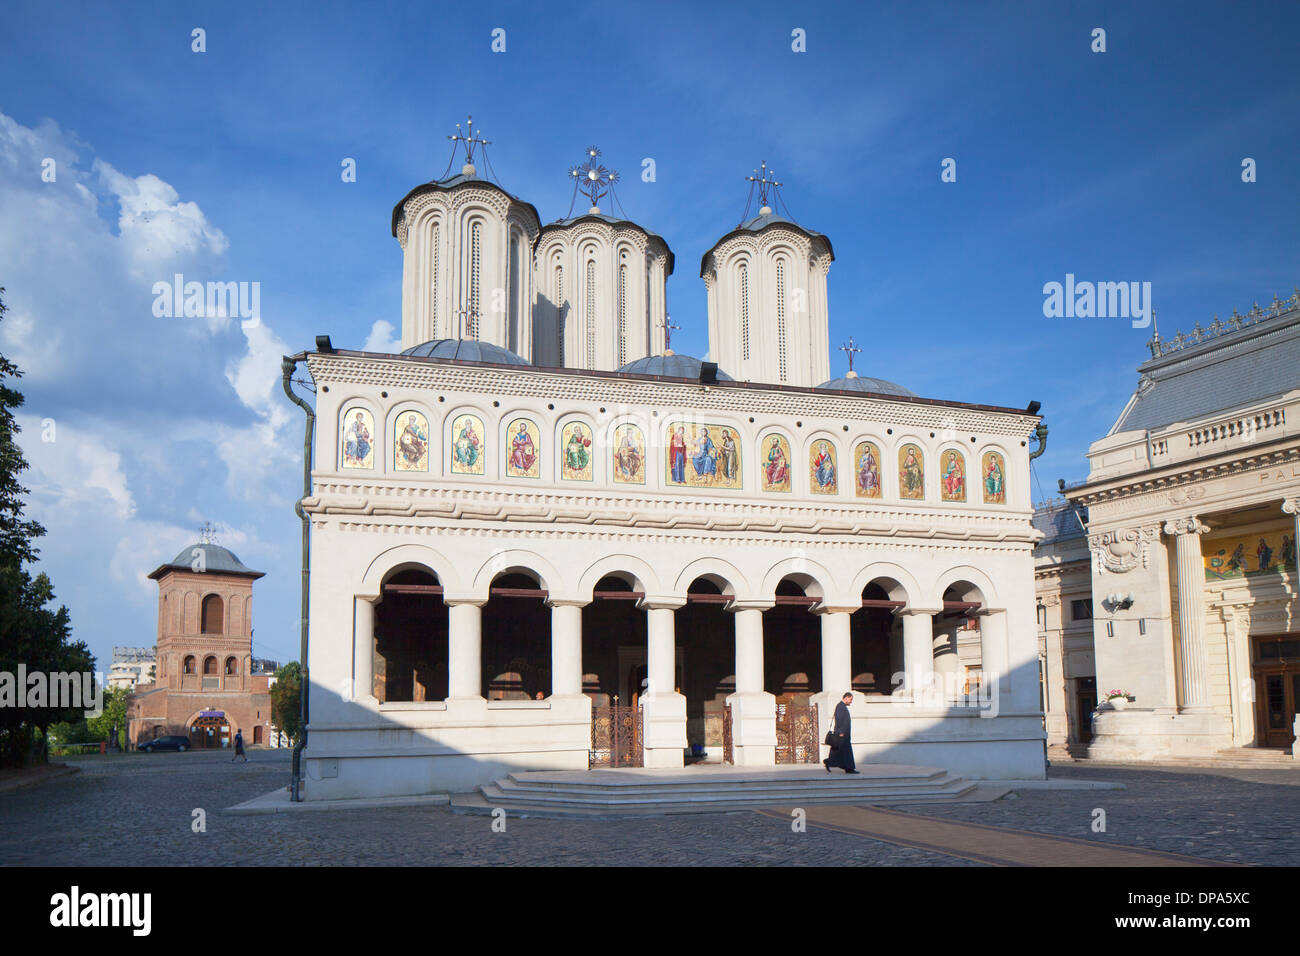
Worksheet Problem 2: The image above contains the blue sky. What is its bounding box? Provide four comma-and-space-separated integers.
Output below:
1, 1, 1297, 669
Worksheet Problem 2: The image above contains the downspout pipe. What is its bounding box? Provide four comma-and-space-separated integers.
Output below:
1028, 422, 1048, 460
281, 355, 314, 801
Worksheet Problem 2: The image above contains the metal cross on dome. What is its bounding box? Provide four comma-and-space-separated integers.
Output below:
569, 146, 619, 211
839, 336, 862, 373
658, 315, 680, 351
746, 160, 782, 210
199, 521, 220, 545
447, 114, 491, 167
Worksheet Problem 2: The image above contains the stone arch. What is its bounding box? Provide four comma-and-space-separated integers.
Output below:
673, 557, 749, 599
360, 543, 462, 600
471, 548, 566, 601
850, 562, 923, 606
932, 564, 1000, 610
759, 556, 837, 604
577, 554, 663, 601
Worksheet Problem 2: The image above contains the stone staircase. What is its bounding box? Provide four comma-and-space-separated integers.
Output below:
450, 763, 1009, 819
1048, 743, 1296, 770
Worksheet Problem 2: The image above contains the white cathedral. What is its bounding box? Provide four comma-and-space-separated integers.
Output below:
288, 123, 1048, 801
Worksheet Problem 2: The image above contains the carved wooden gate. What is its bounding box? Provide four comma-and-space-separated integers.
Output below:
590, 699, 643, 768
722, 703, 734, 765
775, 701, 819, 764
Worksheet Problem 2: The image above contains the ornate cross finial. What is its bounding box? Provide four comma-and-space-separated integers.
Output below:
746, 160, 782, 214
658, 314, 681, 353
199, 521, 220, 545
568, 145, 619, 214
448, 114, 491, 174
839, 336, 862, 374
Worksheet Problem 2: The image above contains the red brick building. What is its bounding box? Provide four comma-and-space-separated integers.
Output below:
127, 543, 273, 750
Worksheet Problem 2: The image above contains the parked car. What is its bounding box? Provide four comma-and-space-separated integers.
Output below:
140, 735, 190, 753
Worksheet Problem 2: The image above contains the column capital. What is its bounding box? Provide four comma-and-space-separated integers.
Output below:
354, 590, 381, 604
545, 597, 589, 609
1163, 515, 1209, 537
727, 599, 774, 613
814, 605, 860, 616
638, 595, 686, 611
896, 606, 942, 617
1282, 497, 1300, 516
442, 594, 487, 608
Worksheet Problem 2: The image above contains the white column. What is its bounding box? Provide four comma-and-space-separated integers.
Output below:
641, 601, 686, 768
446, 601, 483, 699
1164, 516, 1212, 712
353, 597, 375, 700
818, 609, 852, 698
548, 601, 584, 697
726, 602, 776, 766
900, 608, 936, 701
980, 610, 1011, 700
1284, 498, 1300, 578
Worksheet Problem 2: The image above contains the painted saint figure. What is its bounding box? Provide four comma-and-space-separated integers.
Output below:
614, 426, 643, 482
941, 451, 965, 501
718, 430, 738, 481
1257, 537, 1274, 572
396, 412, 427, 470
509, 421, 536, 473
692, 427, 717, 479
344, 410, 372, 468
669, 426, 688, 484
563, 424, 591, 478
813, 441, 836, 492
765, 436, 789, 490
857, 445, 880, 497
900, 445, 924, 498
454, 418, 481, 469
984, 453, 1004, 502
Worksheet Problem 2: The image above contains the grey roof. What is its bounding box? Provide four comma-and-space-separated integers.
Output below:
1112, 303, 1300, 434
1032, 502, 1089, 545
540, 213, 675, 275
390, 172, 541, 238
616, 353, 734, 381
816, 373, 916, 399
400, 338, 530, 366
700, 212, 834, 274
148, 544, 264, 580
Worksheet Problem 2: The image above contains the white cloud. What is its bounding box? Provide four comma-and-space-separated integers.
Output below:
363, 318, 400, 353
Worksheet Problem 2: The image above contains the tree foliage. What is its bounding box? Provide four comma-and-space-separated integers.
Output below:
270, 661, 303, 745
0, 286, 89, 767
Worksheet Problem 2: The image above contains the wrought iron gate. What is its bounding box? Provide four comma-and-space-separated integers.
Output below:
722, 703, 734, 765
590, 699, 643, 768
775, 701, 819, 764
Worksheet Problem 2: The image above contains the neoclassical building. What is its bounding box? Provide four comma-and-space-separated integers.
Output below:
1035, 293, 1300, 760
287, 132, 1048, 800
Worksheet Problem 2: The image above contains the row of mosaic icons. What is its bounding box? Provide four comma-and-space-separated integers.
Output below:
340, 407, 1008, 504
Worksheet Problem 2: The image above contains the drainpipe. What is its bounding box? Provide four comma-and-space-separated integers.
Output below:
281, 356, 314, 801
1028, 422, 1049, 460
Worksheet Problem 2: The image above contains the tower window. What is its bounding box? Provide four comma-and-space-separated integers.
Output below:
617, 263, 628, 368
585, 257, 597, 369
201, 594, 224, 635
508, 233, 521, 353
469, 221, 482, 339
430, 221, 440, 338
739, 262, 751, 362
776, 259, 788, 382
555, 264, 565, 367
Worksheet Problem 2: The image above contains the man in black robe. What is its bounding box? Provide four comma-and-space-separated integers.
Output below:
824, 692, 858, 773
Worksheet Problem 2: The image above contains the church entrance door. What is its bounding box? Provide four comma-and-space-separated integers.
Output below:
189, 715, 230, 749
1252, 634, 1300, 749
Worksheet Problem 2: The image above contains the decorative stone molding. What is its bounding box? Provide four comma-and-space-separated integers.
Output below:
1162, 515, 1209, 537
1283, 496, 1300, 516
1088, 525, 1160, 574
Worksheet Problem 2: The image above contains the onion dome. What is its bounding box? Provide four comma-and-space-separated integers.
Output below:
148, 544, 264, 580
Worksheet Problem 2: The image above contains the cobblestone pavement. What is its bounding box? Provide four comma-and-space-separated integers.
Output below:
902, 763, 1300, 866
0, 751, 971, 866
1, 753, 1293, 866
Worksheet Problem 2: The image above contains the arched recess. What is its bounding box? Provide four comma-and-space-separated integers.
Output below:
850, 563, 923, 607
482, 569, 551, 699
932, 565, 999, 610
471, 549, 566, 603
577, 554, 663, 602
759, 557, 834, 606
672, 557, 748, 600
201, 595, 224, 635
931, 566, 998, 697
375, 567, 448, 703
361, 543, 463, 600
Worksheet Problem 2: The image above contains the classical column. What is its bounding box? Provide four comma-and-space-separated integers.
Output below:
641, 600, 686, 768
818, 609, 853, 699
1164, 515, 1212, 712
900, 608, 936, 701
726, 602, 776, 766
446, 600, 484, 699
979, 610, 1010, 700
353, 596, 375, 700
1284, 498, 1300, 579
548, 601, 585, 697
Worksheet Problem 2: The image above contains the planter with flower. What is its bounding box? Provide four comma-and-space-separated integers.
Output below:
1104, 689, 1131, 711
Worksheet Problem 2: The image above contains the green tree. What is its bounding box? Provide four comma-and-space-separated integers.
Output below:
270, 661, 303, 745
0, 286, 89, 767
87, 685, 129, 749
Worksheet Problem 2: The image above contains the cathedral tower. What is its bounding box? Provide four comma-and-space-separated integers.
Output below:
700, 162, 833, 387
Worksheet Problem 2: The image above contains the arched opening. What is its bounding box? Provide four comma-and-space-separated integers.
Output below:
202, 656, 218, 676
676, 577, 736, 761
936, 582, 985, 697
189, 714, 229, 750
581, 575, 649, 705
183, 655, 196, 675
224, 656, 238, 676
374, 568, 448, 702
763, 578, 821, 701
853, 581, 906, 695
201, 595, 224, 635
482, 572, 551, 699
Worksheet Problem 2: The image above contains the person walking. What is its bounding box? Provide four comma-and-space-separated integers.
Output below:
231, 729, 248, 763
824, 692, 859, 774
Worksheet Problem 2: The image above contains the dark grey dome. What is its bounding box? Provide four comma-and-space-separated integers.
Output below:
816, 373, 916, 398
400, 338, 529, 366
617, 353, 734, 380
148, 543, 264, 580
